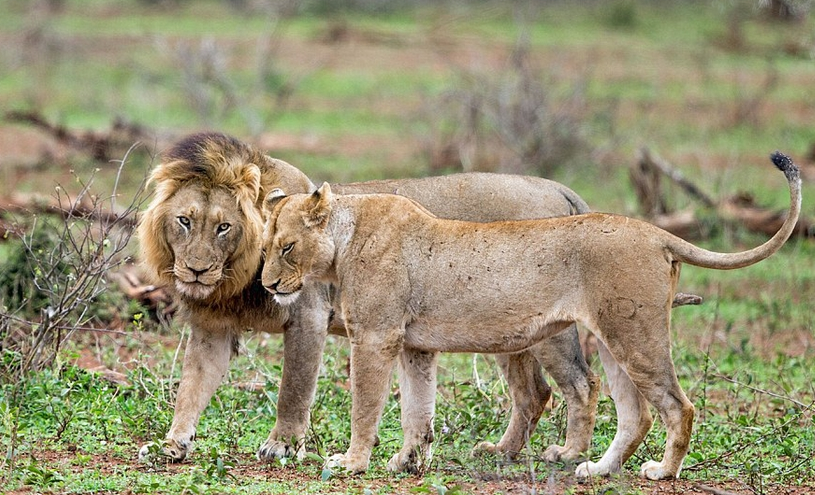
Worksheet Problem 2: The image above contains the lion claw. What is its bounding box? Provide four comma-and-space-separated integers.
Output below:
257, 439, 305, 462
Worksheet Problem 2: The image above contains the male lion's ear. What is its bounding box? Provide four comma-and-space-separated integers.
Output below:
243, 164, 262, 203
306, 182, 332, 228
263, 188, 287, 218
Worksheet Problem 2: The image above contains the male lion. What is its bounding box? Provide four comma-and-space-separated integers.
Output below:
260, 152, 800, 480
137, 132, 609, 465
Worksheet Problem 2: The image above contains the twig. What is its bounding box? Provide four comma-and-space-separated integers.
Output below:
691, 483, 741, 495
712, 373, 810, 410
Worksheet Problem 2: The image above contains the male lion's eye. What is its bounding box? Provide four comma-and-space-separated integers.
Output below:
217, 223, 231, 235
177, 216, 191, 229
281, 242, 294, 256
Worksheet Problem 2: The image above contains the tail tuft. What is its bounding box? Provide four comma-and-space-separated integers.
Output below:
770, 151, 800, 182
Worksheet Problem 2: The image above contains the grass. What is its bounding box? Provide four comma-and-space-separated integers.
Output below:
2, 0, 815, 493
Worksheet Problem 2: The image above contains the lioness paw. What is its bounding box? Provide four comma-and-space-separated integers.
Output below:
472, 441, 499, 455
323, 453, 368, 475
543, 444, 584, 463
640, 460, 678, 480
257, 439, 305, 462
137, 439, 190, 463
575, 460, 612, 479
387, 448, 428, 475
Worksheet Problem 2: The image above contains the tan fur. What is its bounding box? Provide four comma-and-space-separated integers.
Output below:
260, 154, 801, 479
136, 132, 603, 466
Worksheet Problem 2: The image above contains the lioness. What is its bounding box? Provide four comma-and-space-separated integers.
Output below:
260, 152, 800, 479
137, 132, 608, 465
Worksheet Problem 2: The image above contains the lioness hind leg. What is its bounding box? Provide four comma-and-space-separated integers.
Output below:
575, 341, 653, 478
474, 350, 551, 458
590, 316, 694, 480
387, 348, 439, 474
534, 327, 600, 463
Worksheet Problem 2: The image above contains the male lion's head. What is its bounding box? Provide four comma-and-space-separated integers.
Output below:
137, 132, 314, 302
260, 183, 336, 305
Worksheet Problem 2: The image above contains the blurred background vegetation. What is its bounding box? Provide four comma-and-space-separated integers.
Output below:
1, 0, 814, 493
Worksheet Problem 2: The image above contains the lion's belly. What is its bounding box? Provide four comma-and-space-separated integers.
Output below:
403, 313, 574, 354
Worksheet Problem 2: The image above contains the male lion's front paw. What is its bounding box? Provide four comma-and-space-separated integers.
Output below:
138, 438, 191, 463
640, 460, 678, 480
323, 453, 368, 475
257, 438, 305, 462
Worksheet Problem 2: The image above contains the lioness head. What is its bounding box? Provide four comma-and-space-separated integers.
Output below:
260, 182, 335, 305
137, 132, 314, 302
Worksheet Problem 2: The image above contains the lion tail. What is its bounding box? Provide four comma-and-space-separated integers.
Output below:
667, 151, 802, 270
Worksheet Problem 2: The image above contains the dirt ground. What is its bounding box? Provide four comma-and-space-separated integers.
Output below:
9, 446, 813, 495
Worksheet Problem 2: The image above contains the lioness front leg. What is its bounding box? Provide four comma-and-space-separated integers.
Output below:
387, 348, 438, 474
326, 341, 398, 474
258, 284, 332, 461
139, 327, 235, 462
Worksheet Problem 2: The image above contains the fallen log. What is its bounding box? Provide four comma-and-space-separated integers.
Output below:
632, 147, 813, 240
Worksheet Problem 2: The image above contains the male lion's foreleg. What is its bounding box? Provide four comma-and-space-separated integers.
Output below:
325, 341, 398, 475
575, 341, 652, 478
387, 348, 438, 474
534, 327, 600, 463
139, 327, 235, 462
474, 350, 550, 458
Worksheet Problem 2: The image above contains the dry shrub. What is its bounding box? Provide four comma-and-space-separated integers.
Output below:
423, 37, 590, 177
0, 146, 149, 382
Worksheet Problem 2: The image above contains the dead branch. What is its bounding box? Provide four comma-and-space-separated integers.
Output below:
0, 191, 138, 231
634, 148, 716, 209
4, 110, 159, 162
632, 147, 813, 240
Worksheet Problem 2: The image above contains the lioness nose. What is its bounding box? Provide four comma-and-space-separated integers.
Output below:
264, 280, 281, 294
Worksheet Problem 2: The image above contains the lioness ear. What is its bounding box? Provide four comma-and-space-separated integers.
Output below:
306, 182, 332, 228
263, 188, 287, 219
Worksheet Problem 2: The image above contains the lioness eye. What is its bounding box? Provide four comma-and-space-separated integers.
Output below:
177, 216, 190, 229
281, 242, 294, 256
217, 223, 231, 235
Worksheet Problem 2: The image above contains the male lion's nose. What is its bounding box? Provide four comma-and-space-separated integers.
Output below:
186, 262, 212, 278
